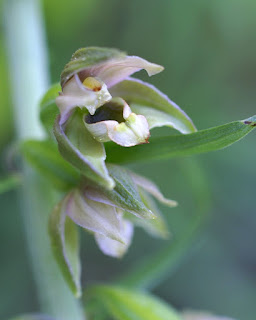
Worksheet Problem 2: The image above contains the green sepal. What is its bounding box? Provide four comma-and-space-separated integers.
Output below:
21, 139, 80, 191
49, 194, 81, 297
105, 115, 256, 164
39, 83, 61, 136
61, 47, 126, 88
84, 164, 155, 219
54, 109, 114, 189
110, 77, 196, 134
84, 285, 182, 320
125, 188, 170, 239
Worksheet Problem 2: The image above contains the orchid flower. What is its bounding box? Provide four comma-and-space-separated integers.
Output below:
52, 164, 177, 260
54, 47, 196, 189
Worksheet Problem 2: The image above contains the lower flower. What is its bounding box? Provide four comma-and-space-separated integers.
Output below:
57, 165, 177, 258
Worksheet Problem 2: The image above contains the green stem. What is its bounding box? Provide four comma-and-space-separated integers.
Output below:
4, 1, 84, 319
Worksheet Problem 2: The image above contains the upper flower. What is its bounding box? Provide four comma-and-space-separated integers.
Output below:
56, 47, 163, 125
54, 47, 196, 189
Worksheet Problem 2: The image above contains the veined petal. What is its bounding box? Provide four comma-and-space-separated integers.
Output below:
110, 77, 196, 134
67, 189, 124, 243
61, 47, 163, 88
131, 104, 185, 130
56, 75, 112, 124
54, 109, 115, 190
84, 98, 150, 147
131, 171, 177, 207
95, 216, 134, 258
61, 47, 127, 87
79, 55, 164, 88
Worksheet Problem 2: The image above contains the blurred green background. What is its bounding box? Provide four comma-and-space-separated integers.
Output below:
1, 0, 256, 319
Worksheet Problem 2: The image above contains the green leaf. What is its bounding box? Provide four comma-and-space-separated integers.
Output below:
84, 164, 155, 219
49, 194, 81, 297
85, 285, 182, 320
105, 115, 256, 164
110, 77, 196, 134
54, 109, 114, 189
117, 158, 210, 290
0, 174, 21, 194
61, 47, 126, 87
21, 139, 80, 191
39, 83, 61, 135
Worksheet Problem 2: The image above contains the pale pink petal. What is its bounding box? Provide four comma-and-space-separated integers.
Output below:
56, 75, 112, 124
79, 56, 164, 88
95, 218, 134, 258
67, 190, 124, 243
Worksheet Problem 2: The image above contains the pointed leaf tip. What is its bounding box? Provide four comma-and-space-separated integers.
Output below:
105, 115, 256, 164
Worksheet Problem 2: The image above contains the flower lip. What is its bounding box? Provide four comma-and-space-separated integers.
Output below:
85, 99, 125, 124
83, 97, 150, 147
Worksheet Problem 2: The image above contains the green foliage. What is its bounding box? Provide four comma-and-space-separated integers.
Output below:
104, 164, 155, 218
106, 115, 256, 163
0, 174, 21, 194
40, 83, 61, 135
21, 139, 80, 191
49, 195, 81, 297
85, 285, 182, 320
130, 188, 170, 239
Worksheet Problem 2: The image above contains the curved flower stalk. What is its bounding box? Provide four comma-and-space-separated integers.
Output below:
54, 47, 196, 189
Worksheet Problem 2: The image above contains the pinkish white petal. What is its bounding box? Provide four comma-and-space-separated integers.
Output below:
79, 56, 164, 88
131, 172, 177, 207
95, 218, 134, 258
67, 189, 124, 243
56, 75, 112, 124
